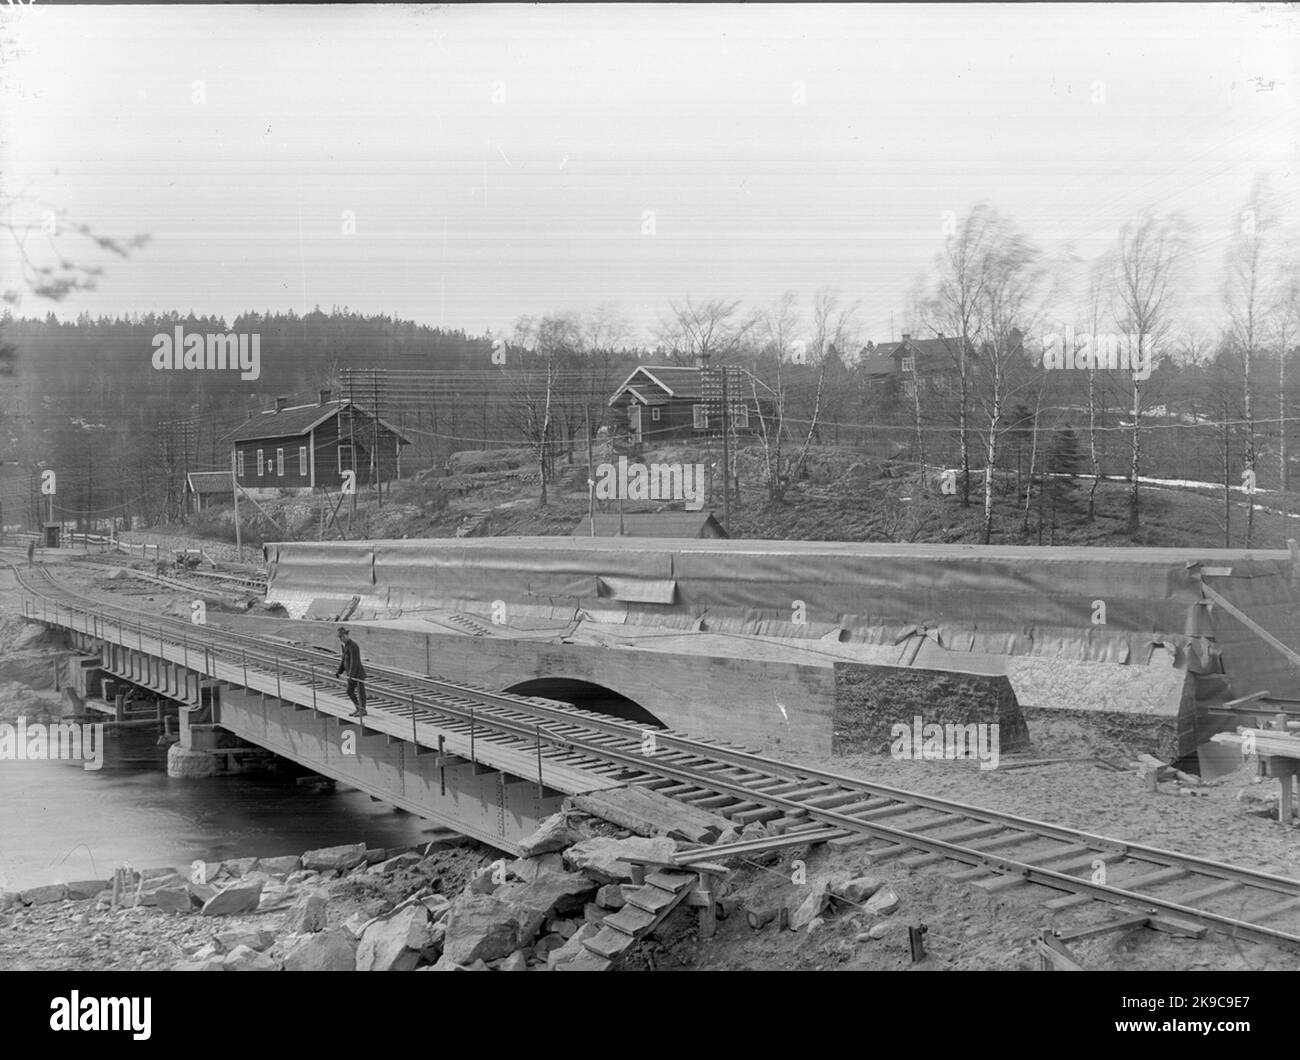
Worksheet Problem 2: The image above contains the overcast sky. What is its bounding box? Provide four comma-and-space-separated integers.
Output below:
1, 3, 1296, 345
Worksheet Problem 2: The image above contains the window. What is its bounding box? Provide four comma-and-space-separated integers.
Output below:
236, 451, 245, 478
731, 403, 749, 429
256, 449, 264, 476
338, 443, 355, 473
650, 407, 661, 422
299, 446, 308, 476
901, 356, 916, 373
692, 405, 709, 430
903, 379, 917, 400
276, 448, 284, 477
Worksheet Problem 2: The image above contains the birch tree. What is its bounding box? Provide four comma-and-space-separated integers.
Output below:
1106, 211, 1189, 537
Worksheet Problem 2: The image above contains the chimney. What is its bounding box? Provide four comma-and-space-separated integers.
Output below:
274, 396, 289, 413
901, 332, 911, 342
319, 388, 331, 406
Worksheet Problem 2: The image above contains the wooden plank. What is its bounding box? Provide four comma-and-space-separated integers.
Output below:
1036, 933, 1086, 971
1055, 915, 1151, 943
571, 786, 734, 843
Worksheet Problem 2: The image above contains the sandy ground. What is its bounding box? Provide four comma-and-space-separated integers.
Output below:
3, 547, 1298, 971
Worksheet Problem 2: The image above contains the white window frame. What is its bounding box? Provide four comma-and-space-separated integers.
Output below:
338, 443, 355, 473
276, 448, 284, 477
256, 449, 264, 476
692, 404, 709, 430
901, 356, 916, 373
299, 446, 308, 475
236, 451, 245, 478
650, 407, 661, 422
731, 403, 749, 429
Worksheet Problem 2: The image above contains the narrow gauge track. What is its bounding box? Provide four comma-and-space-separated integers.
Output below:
12, 559, 1300, 951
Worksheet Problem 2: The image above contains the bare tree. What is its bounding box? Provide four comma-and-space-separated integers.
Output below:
503, 315, 569, 506
922, 205, 1005, 507
655, 297, 757, 366
970, 220, 1047, 542
1223, 178, 1283, 547
790, 288, 859, 480
750, 291, 800, 503
1105, 210, 1190, 537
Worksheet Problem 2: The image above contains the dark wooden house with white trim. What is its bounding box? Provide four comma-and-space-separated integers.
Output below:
220, 390, 410, 499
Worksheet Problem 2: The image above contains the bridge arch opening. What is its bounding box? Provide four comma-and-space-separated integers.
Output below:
504, 678, 665, 729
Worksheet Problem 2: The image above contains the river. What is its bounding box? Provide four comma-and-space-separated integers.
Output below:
0, 728, 437, 892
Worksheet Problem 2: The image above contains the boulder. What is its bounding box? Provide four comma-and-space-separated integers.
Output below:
506, 853, 566, 883
420, 894, 451, 921
20, 884, 67, 906
201, 880, 264, 917
791, 879, 832, 931
868, 922, 890, 940
495, 950, 529, 972
467, 867, 497, 895
64, 880, 108, 901
356, 905, 432, 972
153, 887, 195, 914
344, 912, 376, 939
219, 857, 260, 878
496, 862, 596, 921
173, 957, 226, 972
222, 944, 278, 971
442, 892, 532, 966
563, 836, 677, 884
546, 923, 601, 970
140, 866, 180, 882
740, 822, 768, 841
517, 813, 582, 857
258, 855, 301, 878
532, 933, 566, 958
216, 929, 276, 953
745, 903, 778, 930
301, 843, 367, 873
283, 889, 328, 934
864, 887, 899, 916
188, 882, 219, 906
370, 852, 422, 875
583, 903, 609, 927
283, 928, 358, 972
363, 848, 388, 865
714, 828, 741, 846
0, 892, 20, 912
548, 918, 578, 940
836, 876, 885, 905
595, 884, 626, 910
424, 954, 488, 971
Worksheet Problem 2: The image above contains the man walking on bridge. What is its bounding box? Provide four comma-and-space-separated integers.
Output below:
335, 627, 367, 717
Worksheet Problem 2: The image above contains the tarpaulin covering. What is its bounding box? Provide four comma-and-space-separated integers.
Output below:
265, 537, 1300, 692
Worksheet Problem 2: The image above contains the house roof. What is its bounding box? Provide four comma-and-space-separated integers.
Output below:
186, 471, 234, 495
861, 336, 975, 374
609, 365, 703, 405
220, 400, 411, 445
625, 387, 668, 407
572, 512, 728, 538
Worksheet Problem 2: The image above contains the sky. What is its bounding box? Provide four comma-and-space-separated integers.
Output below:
1, 3, 1296, 346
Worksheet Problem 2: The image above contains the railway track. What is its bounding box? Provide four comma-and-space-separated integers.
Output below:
11, 559, 1300, 953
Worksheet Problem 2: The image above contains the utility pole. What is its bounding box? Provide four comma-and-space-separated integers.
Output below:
586, 407, 595, 536
721, 368, 731, 531
231, 447, 243, 562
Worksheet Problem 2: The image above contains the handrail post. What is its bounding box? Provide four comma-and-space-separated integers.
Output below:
242, 647, 248, 687
470, 708, 476, 765
311, 664, 318, 711
536, 723, 544, 798
410, 693, 417, 746
275, 654, 281, 702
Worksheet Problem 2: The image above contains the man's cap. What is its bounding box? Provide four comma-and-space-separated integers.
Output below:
337, 627, 349, 635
